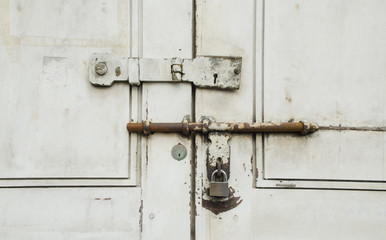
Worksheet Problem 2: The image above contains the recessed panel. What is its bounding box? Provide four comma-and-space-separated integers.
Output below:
263, 0, 386, 182
0, 0, 131, 179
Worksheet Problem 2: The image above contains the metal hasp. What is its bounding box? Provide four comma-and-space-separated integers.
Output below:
128, 118, 318, 198
89, 53, 242, 90
126, 119, 319, 135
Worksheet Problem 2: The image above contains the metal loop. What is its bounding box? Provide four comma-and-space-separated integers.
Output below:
216, 161, 222, 178
211, 169, 227, 182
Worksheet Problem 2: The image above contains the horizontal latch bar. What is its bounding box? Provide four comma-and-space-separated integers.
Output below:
126, 119, 319, 135
89, 53, 242, 90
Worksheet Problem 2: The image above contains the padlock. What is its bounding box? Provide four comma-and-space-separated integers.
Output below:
209, 169, 229, 197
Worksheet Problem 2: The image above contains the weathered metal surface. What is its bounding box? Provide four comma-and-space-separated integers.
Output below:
207, 132, 231, 181
0, 188, 142, 239
319, 125, 386, 132
171, 144, 188, 161
209, 170, 229, 197
190, 56, 242, 89
126, 120, 319, 135
140, 84, 192, 240
258, 0, 386, 191
89, 54, 242, 89
207, 133, 231, 166
128, 58, 140, 85
89, 53, 128, 86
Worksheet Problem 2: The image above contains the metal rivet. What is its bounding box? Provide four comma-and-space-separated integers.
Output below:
171, 144, 187, 161
95, 62, 108, 76
233, 68, 240, 75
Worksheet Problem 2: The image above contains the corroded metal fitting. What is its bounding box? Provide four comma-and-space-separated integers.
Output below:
143, 120, 151, 135
182, 118, 190, 135
202, 118, 210, 134
95, 62, 108, 76
300, 121, 319, 135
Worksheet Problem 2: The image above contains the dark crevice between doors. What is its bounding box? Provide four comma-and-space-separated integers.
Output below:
190, 0, 197, 239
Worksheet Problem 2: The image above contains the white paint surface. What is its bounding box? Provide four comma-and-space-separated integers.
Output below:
1, 0, 386, 238
196, 0, 386, 239
262, 0, 386, 185
10, 0, 119, 39
264, 0, 386, 127
0, 188, 141, 239
141, 83, 192, 239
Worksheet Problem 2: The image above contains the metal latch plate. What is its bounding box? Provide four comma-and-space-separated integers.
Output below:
88, 54, 242, 90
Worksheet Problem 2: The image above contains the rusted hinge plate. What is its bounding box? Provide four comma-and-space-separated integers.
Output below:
88, 53, 242, 90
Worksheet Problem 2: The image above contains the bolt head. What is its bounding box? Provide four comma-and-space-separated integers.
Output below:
95, 62, 108, 76
233, 67, 241, 75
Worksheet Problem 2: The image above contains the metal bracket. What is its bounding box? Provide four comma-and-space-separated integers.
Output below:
207, 132, 231, 180
126, 117, 319, 181
88, 53, 242, 90
208, 132, 231, 168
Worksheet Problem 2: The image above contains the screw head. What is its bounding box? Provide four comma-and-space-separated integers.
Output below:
95, 62, 108, 76
233, 67, 241, 75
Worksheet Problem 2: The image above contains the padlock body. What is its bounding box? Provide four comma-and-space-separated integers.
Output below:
209, 182, 229, 197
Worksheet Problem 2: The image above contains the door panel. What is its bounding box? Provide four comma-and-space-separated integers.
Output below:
195, 0, 255, 122
195, 0, 256, 239
2, 0, 386, 239
196, 0, 386, 239
143, 0, 192, 58
141, 84, 192, 240
0, 188, 141, 240
0, 0, 134, 182
261, 0, 386, 187
254, 190, 386, 240
264, 0, 386, 127
265, 131, 385, 180
140, 0, 193, 238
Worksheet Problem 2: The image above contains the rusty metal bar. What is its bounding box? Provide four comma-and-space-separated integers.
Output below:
126, 120, 318, 135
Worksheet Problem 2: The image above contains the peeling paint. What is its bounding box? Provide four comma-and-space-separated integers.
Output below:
202, 193, 243, 215
139, 200, 143, 233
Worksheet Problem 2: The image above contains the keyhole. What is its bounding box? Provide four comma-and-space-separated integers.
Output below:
213, 73, 218, 84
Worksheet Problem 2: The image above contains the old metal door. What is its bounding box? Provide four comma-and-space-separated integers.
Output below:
193, 0, 386, 239
0, 0, 194, 239
1, 0, 386, 239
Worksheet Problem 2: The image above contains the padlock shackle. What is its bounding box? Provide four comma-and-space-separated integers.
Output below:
211, 169, 227, 182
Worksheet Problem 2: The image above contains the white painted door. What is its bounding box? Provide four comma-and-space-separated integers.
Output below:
1, 0, 386, 239
194, 0, 386, 239
0, 0, 194, 239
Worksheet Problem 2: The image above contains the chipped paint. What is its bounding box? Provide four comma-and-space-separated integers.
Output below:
202, 189, 243, 215
90, 55, 242, 89
127, 119, 319, 135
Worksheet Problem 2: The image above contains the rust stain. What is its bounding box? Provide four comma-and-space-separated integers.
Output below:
139, 200, 143, 233
115, 67, 121, 76
202, 189, 243, 215
295, 4, 300, 10
286, 96, 292, 103
145, 144, 149, 166
319, 125, 386, 132
126, 121, 317, 134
